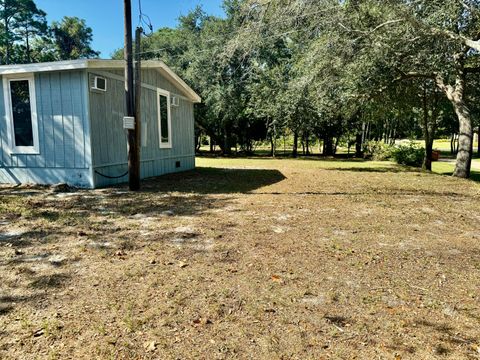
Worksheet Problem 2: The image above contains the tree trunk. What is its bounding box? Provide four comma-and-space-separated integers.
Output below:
270, 136, 276, 158
355, 132, 363, 157
25, 22, 31, 63
292, 131, 298, 158
423, 139, 434, 171
435, 54, 472, 178
422, 82, 433, 171
4, 15, 9, 64
452, 101, 473, 178
222, 126, 231, 155
323, 136, 334, 156
477, 127, 480, 156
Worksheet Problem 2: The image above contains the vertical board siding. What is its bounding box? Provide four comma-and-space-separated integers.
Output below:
90, 69, 196, 188
0, 70, 92, 187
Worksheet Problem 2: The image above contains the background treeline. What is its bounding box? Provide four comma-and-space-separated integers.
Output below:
113, 0, 480, 178
0, 0, 98, 64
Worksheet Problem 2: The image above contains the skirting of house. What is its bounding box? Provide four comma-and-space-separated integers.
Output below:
0, 167, 93, 188
93, 154, 195, 188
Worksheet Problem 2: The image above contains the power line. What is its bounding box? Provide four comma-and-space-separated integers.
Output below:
136, 17, 337, 58
136, 5, 339, 55
138, 0, 153, 35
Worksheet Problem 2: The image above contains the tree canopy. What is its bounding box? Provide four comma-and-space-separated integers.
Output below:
124, 0, 479, 177
0, 0, 98, 64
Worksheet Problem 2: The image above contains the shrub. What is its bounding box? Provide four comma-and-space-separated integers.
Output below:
391, 143, 425, 167
363, 141, 395, 161
364, 140, 425, 167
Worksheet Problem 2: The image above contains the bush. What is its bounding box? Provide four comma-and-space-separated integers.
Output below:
391, 143, 425, 167
364, 140, 424, 167
363, 141, 395, 161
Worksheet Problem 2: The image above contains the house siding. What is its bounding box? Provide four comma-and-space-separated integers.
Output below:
89, 69, 195, 188
0, 70, 93, 187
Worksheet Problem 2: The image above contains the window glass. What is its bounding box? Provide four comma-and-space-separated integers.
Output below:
10, 80, 33, 147
95, 76, 106, 90
159, 94, 169, 144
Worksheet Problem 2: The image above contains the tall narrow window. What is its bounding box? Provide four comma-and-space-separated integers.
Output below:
157, 89, 171, 148
11, 80, 33, 146
3, 75, 39, 153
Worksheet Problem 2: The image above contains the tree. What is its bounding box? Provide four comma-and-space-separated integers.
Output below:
14, 0, 48, 63
51, 16, 99, 60
0, 0, 48, 64
230, 0, 480, 176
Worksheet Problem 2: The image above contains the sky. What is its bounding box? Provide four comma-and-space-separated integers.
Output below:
35, 0, 225, 58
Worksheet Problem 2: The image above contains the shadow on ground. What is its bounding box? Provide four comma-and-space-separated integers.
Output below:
140, 167, 286, 194
325, 166, 410, 174
0, 168, 287, 316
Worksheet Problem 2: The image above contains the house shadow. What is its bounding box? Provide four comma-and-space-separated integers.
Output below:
137, 167, 287, 195
97, 167, 286, 216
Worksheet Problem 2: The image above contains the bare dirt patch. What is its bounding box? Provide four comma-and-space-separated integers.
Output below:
0, 157, 479, 359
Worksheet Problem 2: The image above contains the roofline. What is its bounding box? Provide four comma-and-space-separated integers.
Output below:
0, 59, 201, 103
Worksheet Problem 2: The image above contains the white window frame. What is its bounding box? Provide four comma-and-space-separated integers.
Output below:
157, 88, 172, 149
3, 74, 39, 154
92, 75, 107, 92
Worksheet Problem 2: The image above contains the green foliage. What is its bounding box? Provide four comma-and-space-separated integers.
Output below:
364, 140, 424, 167
51, 17, 99, 60
363, 141, 396, 161
0, 1, 98, 64
391, 143, 425, 168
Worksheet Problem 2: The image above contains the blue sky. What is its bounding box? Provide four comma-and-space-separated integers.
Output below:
35, 0, 225, 58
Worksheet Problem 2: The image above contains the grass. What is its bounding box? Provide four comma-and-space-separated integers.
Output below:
433, 160, 480, 182
1, 156, 479, 359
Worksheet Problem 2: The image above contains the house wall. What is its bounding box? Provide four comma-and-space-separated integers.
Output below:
89, 69, 195, 188
0, 70, 93, 187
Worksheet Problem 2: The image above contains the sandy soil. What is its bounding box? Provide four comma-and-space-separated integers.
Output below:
0, 157, 479, 359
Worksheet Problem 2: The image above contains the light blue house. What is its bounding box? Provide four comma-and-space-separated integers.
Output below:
0, 59, 201, 188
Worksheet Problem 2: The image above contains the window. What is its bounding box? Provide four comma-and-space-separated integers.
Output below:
92, 76, 107, 91
3, 75, 39, 154
157, 89, 171, 148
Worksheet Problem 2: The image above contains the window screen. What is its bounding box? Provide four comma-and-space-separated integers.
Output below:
10, 80, 33, 147
159, 94, 169, 144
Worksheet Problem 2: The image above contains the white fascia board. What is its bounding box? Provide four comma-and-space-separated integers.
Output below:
0, 59, 202, 103
156, 62, 202, 104
0, 60, 88, 75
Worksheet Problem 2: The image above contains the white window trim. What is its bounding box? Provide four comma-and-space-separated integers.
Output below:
2, 73, 40, 154
92, 75, 107, 92
157, 88, 172, 149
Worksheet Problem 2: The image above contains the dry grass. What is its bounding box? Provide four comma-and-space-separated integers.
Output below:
1, 157, 479, 359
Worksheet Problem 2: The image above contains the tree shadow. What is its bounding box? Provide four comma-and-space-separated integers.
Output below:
326, 164, 480, 182
0, 291, 56, 317
29, 273, 71, 289
0, 168, 286, 315
325, 166, 411, 174
413, 319, 477, 353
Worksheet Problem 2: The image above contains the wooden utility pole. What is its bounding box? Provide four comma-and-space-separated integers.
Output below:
124, 0, 140, 190
134, 26, 143, 177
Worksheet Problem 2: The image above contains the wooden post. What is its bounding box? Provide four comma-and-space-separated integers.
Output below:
124, 0, 139, 190
134, 27, 142, 184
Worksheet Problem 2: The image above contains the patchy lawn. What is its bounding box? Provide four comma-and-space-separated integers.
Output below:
433, 160, 480, 182
1, 157, 479, 359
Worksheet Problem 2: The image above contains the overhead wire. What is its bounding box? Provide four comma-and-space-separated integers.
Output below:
138, 0, 153, 35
